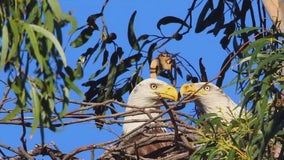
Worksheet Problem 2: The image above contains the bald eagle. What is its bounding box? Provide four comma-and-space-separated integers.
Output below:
100, 78, 197, 159
180, 82, 245, 121
123, 78, 178, 133
180, 82, 284, 159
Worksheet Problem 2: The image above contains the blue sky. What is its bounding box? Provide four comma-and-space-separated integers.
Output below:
0, 1, 241, 159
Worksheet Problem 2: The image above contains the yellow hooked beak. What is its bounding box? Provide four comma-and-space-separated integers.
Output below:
156, 84, 178, 101
180, 83, 204, 96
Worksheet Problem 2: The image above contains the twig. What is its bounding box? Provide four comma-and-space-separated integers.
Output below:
159, 97, 179, 144
62, 138, 120, 160
212, 31, 268, 81
0, 84, 12, 109
0, 143, 21, 155
18, 147, 34, 160
20, 110, 27, 151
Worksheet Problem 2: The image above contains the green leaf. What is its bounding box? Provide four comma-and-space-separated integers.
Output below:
25, 1, 40, 24
87, 13, 102, 30
229, 27, 261, 38
70, 27, 94, 48
105, 66, 117, 96
0, 25, 9, 71
115, 81, 130, 98
227, 150, 236, 159
29, 24, 67, 67
157, 16, 188, 30
128, 11, 140, 50
43, 9, 54, 32
254, 53, 284, 74
137, 34, 149, 41
89, 62, 108, 80
74, 61, 83, 79
92, 41, 103, 64
47, 0, 63, 19
195, 0, 213, 33
147, 43, 157, 64
2, 106, 22, 121
243, 38, 275, 58
23, 23, 44, 71
102, 50, 109, 66
63, 74, 84, 98
43, 9, 55, 53
30, 87, 41, 138
59, 87, 69, 118
62, 13, 77, 35
8, 19, 20, 63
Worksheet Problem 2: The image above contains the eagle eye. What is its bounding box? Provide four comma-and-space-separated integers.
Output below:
150, 83, 158, 90
204, 86, 210, 91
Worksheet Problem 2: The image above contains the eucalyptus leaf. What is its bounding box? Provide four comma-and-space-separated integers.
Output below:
128, 11, 140, 50
47, 0, 63, 19
29, 24, 67, 67
30, 87, 41, 138
0, 25, 9, 71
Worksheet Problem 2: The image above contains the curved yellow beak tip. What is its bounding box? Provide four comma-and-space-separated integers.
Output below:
180, 84, 188, 96
158, 85, 179, 101
180, 83, 195, 96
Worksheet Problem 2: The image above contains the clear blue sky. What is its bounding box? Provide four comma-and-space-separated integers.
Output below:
0, 1, 240, 159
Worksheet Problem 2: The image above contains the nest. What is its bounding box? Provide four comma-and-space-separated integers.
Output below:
98, 108, 200, 160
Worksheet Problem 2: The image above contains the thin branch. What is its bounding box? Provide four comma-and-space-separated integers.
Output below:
159, 97, 179, 144
0, 143, 21, 155
20, 110, 27, 151
0, 84, 12, 109
18, 147, 34, 160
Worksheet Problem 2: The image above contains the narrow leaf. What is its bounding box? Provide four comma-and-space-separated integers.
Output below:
59, 87, 69, 118
24, 23, 44, 71
2, 106, 21, 121
29, 24, 67, 67
8, 19, 20, 61
105, 66, 117, 97
157, 16, 189, 30
47, 0, 62, 19
70, 27, 94, 48
128, 11, 140, 50
195, 0, 213, 33
63, 74, 85, 98
30, 87, 41, 138
62, 13, 77, 35
0, 25, 9, 71
229, 27, 260, 38
89, 62, 108, 79
147, 43, 157, 64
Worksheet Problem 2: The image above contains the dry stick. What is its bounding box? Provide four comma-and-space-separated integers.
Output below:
0, 84, 12, 109
62, 137, 122, 160
99, 119, 198, 159
55, 97, 163, 115
18, 147, 34, 160
159, 97, 179, 144
0, 108, 167, 128
102, 129, 193, 159
53, 108, 163, 127
0, 143, 22, 156
63, 101, 181, 159
212, 31, 267, 82
0, 97, 173, 127
20, 110, 27, 151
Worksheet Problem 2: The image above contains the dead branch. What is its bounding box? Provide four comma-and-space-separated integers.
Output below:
0, 92, 200, 159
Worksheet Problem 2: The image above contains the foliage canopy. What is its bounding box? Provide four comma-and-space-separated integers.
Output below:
0, 0, 284, 159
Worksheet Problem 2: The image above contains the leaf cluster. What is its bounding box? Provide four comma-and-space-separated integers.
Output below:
0, 0, 80, 136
